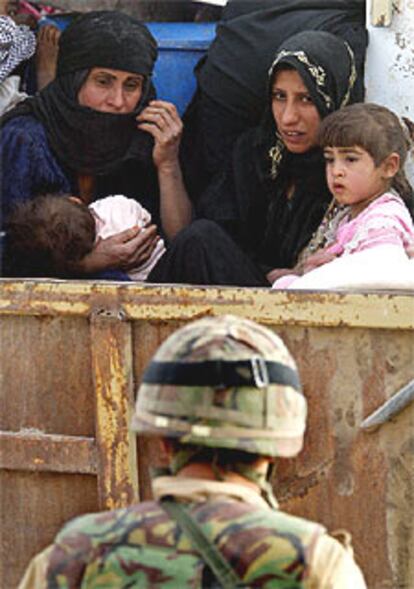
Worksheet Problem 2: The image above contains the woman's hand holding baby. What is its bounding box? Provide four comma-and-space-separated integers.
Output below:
78, 224, 159, 274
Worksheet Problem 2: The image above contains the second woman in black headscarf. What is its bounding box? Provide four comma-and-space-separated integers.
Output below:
148, 30, 360, 286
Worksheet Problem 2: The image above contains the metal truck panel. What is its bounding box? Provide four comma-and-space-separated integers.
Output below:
1, 281, 413, 588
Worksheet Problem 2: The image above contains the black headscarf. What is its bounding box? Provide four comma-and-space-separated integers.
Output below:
198, 31, 360, 270
199, 0, 366, 123
2, 11, 158, 176
181, 0, 366, 203
265, 30, 357, 181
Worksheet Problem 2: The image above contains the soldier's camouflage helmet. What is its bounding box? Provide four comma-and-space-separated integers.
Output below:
132, 315, 307, 457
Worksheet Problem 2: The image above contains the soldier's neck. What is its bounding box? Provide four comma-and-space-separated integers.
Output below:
175, 462, 266, 493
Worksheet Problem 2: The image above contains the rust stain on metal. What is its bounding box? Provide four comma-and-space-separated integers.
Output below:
95, 349, 130, 505
273, 326, 414, 588
0, 313, 95, 437
276, 458, 333, 502
377, 400, 414, 588
1, 278, 414, 587
1, 280, 413, 330
0, 430, 97, 474
91, 315, 138, 511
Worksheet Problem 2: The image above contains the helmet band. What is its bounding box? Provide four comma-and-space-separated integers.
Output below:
142, 359, 301, 391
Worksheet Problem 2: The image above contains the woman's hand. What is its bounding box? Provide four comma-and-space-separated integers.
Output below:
137, 99, 192, 240
36, 25, 61, 89
266, 268, 297, 284
406, 244, 414, 259
295, 247, 342, 275
266, 247, 342, 285
137, 100, 183, 171
77, 224, 159, 274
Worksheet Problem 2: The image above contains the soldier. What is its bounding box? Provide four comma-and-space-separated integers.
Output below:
19, 315, 366, 588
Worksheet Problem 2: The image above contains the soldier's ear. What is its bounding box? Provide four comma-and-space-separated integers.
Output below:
160, 438, 174, 458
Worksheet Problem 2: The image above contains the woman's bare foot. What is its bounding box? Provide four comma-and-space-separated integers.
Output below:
36, 24, 61, 90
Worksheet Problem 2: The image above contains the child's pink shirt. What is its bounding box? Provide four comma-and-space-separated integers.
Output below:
273, 192, 414, 289
325, 192, 414, 256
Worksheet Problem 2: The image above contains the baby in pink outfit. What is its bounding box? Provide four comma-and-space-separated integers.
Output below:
6, 193, 165, 279
272, 103, 414, 289
90, 195, 165, 281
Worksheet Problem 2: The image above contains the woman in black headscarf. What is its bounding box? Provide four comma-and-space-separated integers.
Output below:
181, 0, 367, 201
1, 10, 191, 277
148, 30, 360, 286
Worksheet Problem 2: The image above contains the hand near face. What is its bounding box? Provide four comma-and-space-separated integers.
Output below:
78, 224, 160, 274
137, 100, 183, 171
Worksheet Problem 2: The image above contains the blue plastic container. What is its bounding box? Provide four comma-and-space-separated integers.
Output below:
147, 22, 216, 114
39, 17, 216, 114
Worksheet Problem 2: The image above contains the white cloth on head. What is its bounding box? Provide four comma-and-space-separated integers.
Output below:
0, 75, 28, 115
0, 16, 36, 83
89, 194, 166, 282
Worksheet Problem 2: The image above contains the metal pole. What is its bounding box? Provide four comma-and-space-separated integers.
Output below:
360, 379, 414, 432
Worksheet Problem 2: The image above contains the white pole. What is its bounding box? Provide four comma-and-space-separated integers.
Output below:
365, 0, 414, 183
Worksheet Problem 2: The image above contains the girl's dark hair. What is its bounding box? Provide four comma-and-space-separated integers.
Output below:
318, 103, 414, 209
5, 193, 96, 278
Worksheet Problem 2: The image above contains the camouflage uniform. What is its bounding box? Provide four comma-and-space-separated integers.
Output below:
19, 315, 367, 588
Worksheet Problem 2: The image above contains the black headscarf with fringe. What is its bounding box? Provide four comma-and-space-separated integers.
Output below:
198, 31, 360, 270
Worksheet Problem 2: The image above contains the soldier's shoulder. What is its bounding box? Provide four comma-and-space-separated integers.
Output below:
192, 500, 326, 585
196, 499, 325, 541
56, 499, 163, 544
266, 505, 326, 537
47, 501, 202, 587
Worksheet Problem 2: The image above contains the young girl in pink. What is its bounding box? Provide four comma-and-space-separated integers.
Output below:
272, 103, 414, 289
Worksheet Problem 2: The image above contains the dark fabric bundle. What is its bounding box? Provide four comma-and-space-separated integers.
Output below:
197, 31, 360, 270
1, 10, 158, 176
199, 0, 367, 122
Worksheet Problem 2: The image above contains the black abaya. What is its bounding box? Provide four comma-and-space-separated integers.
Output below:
148, 220, 269, 287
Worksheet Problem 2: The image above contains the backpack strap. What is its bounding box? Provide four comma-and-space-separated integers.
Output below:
161, 497, 242, 589
161, 497, 304, 589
